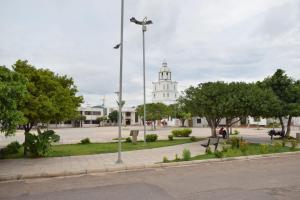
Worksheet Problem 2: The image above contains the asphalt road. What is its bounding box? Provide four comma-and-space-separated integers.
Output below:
1, 154, 300, 200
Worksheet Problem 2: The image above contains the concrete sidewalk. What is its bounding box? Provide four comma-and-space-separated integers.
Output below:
0, 141, 206, 181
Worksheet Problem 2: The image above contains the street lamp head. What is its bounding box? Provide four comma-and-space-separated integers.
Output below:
113, 44, 121, 49
130, 17, 152, 25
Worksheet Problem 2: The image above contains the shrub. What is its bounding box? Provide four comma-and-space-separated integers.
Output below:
125, 137, 132, 143
206, 147, 212, 155
175, 154, 180, 161
222, 145, 229, 153
190, 136, 197, 142
168, 135, 174, 141
233, 130, 240, 135
273, 141, 282, 152
27, 129, 60, 157
80, 138, 91, 144
0, 141, 21, 155
146, 134, 158, 142
282, 139, 286, 147
239, 141, 249, 155
259, 144, 269, 154
182, 148, 191, 161
172, 128, 192, 137
162, 156, 169, 163
291, 140, 298, 150
214, 150, 224, 158
230, 137, 241, 148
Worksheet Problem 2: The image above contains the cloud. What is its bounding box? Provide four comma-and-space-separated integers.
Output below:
1, 0, 300, 107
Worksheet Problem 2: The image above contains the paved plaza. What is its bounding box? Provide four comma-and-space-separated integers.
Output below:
1, 126, 300, 147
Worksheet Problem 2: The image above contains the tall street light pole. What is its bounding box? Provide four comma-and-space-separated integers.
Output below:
113, 0, 125, 164
130, 17, 152, 143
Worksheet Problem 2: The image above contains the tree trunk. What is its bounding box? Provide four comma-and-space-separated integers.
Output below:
286, 116, 293, 137
225, 118, 230, 139
23, 123, 33, 157
210, 126, 217, 138
279, 117, 285, 134
181, 119, 185, 127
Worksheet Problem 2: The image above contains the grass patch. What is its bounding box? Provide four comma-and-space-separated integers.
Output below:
166, 142, 300, 162
1, 138, 204, 159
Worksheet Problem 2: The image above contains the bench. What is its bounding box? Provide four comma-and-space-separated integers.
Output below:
201, 137, 220, 152
268, 130, 285, 140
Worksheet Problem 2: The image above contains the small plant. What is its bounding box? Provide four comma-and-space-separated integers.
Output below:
282, 139, 286, 147
168, 135, 174, 141
273, 141, 282, 152
291, 140, 298, 150
230, 130, 240, 135
182, 148, 191, 161
146, 134, 158, 142
222, 145, 229, 153
259, 144, 269, 154
0, 141, 21, 155
190, 136, 196, 141
239, 141, 249, 155
80, 138, 91, 144
162, 156, 169, 163
172, 128, 192, 137
26, 129, 60, 157
214, 150, 224, 158
206, 147, 212, 155
175, 154, 180, 161
125, 137, 132, 143
230, 137, 240, 148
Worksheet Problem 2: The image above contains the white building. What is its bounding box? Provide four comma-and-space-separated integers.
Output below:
152, 61, 178, 105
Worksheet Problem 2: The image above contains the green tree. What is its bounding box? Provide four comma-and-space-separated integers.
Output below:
13, 60, 83, 156
261, 69, 300, 137
168, 103, 191, 127
108, 110, 119, 124
136, 103, 169, 130
179, 82, 228, 137
0, 66, 26, 135
96, 116, 108, 126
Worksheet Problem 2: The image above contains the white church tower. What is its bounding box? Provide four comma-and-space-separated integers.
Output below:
152, 61, 178, 105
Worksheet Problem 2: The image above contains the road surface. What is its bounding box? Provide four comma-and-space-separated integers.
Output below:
0, 154, 300, 200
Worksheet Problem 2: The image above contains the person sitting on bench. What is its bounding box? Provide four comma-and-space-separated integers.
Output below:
218, 127, 227, 139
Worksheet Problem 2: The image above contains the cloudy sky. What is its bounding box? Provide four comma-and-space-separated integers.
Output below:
1, 0, 300, 107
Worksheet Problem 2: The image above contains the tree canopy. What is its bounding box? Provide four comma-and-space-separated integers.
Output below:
0, 66, 26, 135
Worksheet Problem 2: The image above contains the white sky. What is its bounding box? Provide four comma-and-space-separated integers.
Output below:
1, 0, 300, 107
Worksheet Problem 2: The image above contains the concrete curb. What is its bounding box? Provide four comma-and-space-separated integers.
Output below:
1, 151, 300, 182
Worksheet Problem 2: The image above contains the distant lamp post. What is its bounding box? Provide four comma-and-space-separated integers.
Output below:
130, 16, 153, 143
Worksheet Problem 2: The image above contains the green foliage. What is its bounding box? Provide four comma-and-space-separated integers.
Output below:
27, 129, 60, 156
108, 111, 119, 123
13, 60, 83, 129
282, 139, 286, 147
206, 147, 212, 155
172, 128, 192, 137
168, 103, 191, 126
182, 148, 191, 161
239, 141, 249, 155
0, 141, 21, 155
175, 154, 180, 161
214, 150, 224, 158
291, 140, 298, 150
259, 144, 269, 154
136, 103, 169, 128
222, 145, 229, 153
168, 135, 174, 141
230, 137, 242, 148
125, 137, 132, 143
232, 130, 239, 135
190, 136, 197, 141
162, 156, 169, 163
80, 138, 91, 144
273, 141, 282, 152
0, 66, 26, 135
145, 134, 158, 142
